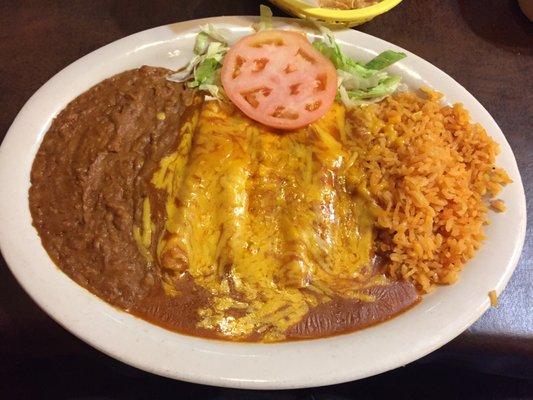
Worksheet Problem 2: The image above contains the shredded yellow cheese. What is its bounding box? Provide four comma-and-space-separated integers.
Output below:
133, 197, 153, 263
150, 101, 380, 340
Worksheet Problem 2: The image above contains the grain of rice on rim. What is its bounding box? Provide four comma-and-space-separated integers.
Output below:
347, 88, 511, 292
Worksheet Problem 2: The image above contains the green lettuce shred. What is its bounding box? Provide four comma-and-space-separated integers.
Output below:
313, 25, 405, 106
167, 24, 228, 100
257, 4, 273, 31
365, 50, 406, 70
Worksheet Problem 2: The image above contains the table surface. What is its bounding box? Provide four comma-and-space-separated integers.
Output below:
0, 0, 531, 398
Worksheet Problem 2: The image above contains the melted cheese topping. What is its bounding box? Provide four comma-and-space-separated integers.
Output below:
150, 101, 380, 341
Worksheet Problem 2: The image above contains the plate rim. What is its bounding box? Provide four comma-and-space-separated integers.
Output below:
0, 16, 527, 389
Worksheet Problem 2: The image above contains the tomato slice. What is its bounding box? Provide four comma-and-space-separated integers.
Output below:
221, 30, 338, 130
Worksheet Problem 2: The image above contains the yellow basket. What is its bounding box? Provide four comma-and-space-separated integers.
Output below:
269, 0, 403, 27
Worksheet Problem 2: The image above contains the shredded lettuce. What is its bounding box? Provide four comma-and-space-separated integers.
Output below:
313, 25, 405, 106
193, 57, 219, 84
167, 24, 228, 100
168, 6, 406, 106
256, 4, 273, 31
198, 23, 228, 44
365, 50, 406, 70
194, 32, 210, 55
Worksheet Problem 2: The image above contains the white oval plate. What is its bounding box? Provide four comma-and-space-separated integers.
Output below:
0, 16, 526, 389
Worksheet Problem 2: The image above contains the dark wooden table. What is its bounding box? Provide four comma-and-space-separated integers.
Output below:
1, 0, 531, 398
